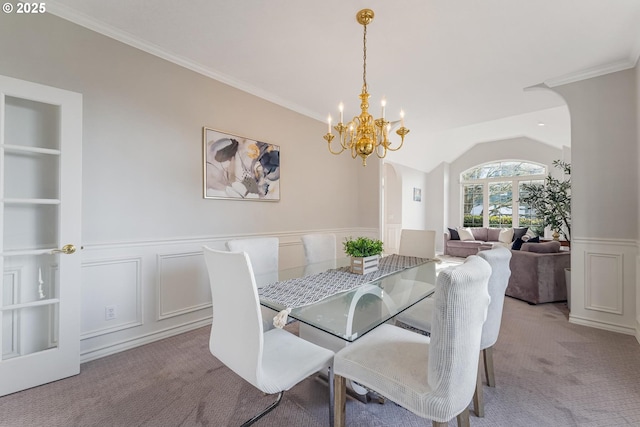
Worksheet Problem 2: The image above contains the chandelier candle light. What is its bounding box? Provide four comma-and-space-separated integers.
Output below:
324, 9, 409, 166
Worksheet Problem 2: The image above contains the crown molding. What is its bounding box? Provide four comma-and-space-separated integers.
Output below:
45, 2, 322, 121
544, 59, 636, 88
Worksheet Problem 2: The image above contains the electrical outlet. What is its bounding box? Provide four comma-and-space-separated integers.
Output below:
105, 305, 117, 321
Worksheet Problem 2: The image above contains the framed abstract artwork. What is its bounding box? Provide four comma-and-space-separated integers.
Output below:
203, 127, 280, 201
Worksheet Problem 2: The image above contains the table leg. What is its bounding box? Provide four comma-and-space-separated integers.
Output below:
334, 374, 346, 427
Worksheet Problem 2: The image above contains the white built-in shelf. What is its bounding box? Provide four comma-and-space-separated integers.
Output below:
1, 144, 61, 155
2, 198, 60, 205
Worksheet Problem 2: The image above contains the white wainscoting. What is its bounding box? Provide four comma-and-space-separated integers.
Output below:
569, 237, 638, 336
157, 251, 211, 320
78, 228, 377, 362
81, 257, 143, 338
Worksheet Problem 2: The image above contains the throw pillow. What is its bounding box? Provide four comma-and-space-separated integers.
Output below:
513, 235, 540, 251
523, 228, 537, 240
511, 237, 524, 250
457, 227, 475, 241
498, 227, 514, 243
512, 227, 528, 241
447, 227, 460, 240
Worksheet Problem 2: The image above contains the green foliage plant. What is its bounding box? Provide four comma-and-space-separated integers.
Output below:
519, 160, 571, 242
343, 236, 384, 257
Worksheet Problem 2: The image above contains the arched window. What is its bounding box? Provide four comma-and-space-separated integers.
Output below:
460, 161, 546, 234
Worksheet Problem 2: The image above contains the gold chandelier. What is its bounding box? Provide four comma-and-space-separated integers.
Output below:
323, 9, 409, 166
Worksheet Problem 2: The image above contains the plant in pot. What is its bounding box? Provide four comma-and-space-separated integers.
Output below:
519, 160, 571, 243
343, 236, 384, 275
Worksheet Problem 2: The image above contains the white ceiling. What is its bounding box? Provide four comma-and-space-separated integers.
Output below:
47, 0, 640, 172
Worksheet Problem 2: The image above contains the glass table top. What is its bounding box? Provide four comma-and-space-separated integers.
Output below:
255, 257, 437, 342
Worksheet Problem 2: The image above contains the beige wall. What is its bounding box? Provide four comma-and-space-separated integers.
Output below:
554, 69, 638, 240
0, 12, 372, 245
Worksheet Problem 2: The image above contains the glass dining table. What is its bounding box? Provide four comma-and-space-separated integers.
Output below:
255, 255, 437, 351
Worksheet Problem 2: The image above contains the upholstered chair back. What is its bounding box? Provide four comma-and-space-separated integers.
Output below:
203, 247, 263, 389
478, 245, 512, 349
301, 233, 337, 264
427, 255, 491, 417
226, 237, 279, 286
398, 229, 436, 259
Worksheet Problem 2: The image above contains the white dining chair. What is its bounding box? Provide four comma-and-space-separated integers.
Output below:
398, 229, 436, 259
301, 233, 337, 264
395, 245, 512, 417
226, 237, 279, 330
333, 255, 491, 427
226, 237, 279, 281
203, 247, 335, 427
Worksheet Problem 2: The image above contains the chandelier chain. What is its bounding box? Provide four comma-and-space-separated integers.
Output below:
362, 24, 367, 91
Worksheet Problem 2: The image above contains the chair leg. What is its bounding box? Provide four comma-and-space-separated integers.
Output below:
328, 365, 335, 427
473, 355, 485, 417
432, 422, 448, 427
240, 391, 283, 427
456, 408, 470, 427
334, 374, 347, 427
483, 347, 496, 387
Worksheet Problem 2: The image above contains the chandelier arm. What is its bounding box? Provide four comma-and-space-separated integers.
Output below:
327, 142, 347, 155
385, 139, 404, 152
375, 142, 388, 159
386, 128, 410, 151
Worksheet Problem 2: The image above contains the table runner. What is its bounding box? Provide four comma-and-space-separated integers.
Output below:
259, 254, 431, 318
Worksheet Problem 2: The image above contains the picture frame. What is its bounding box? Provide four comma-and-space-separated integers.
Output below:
203, 127, 280, 201
413, 187, 422, 202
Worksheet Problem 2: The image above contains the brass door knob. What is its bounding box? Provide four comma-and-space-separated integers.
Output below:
52, 244, 76, 255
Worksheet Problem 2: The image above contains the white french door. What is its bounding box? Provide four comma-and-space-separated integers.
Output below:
0, 75, 82, 396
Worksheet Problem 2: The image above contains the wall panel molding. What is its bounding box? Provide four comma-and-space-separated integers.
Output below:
568, 238, 637, 335
157, 251, 211, 320
81, 257, 143, 339
572, 237, 638, 247
81, 227, 374, 251
584, 252, 623, 314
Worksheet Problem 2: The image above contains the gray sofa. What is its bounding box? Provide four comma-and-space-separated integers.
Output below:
444, 227, 502, 257
505, 241, 570, 304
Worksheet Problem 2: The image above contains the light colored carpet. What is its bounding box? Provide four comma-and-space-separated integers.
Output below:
1, 297, 639, 426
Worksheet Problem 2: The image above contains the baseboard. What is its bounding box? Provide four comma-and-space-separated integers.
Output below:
569, 314, 637, 336
80, 317, 212, 363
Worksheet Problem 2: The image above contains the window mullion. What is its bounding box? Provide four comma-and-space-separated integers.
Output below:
483, 183, 489, 228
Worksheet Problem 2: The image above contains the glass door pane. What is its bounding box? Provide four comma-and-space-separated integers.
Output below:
463, 184, 483, 227
488, 181, 513, 228
4, 96, 60, 149
2, 305, 59, 360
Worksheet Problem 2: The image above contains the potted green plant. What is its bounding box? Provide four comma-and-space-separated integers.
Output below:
519, 160, 571, 243
343, 236, 384, 275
